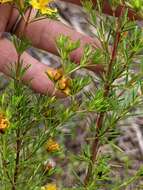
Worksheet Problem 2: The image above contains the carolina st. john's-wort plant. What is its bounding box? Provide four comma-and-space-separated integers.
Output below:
1, 0, 143, 190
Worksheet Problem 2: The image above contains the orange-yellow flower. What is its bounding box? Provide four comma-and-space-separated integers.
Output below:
46, 68, 63, 81
58, 76, 71, 95
62, 87, 71, 96
45, 139, 60, 152
58, 76, 71, 90
46, 68, 71, 95
0, 113, 9, 134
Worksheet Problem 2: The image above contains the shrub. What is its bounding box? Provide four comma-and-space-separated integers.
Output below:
0, 0, 143, 189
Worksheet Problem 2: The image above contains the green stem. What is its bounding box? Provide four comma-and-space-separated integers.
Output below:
12, 8, 33, 190
12, 129, 22, 190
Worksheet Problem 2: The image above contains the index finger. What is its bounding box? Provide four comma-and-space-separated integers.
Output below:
0, 4, 12, 33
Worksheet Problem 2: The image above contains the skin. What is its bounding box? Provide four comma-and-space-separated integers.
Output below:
0, 0, 141, 97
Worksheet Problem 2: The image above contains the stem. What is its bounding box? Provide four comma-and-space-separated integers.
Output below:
84, 17, 122, 186
12, 129, 22, 190
12, 8, 33, 190
15, 54, 21, 80
22, 7, 32, 37
0, 147, 15, 189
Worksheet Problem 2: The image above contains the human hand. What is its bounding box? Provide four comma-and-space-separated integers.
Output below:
0, 1, 104, 97
0, 0, 140, 97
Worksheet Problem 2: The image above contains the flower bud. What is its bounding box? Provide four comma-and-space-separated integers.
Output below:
45, 139, 60, 152
46, 68, 63, 81
43, 159, 56, 173
58, 76, 71, 90
63, 87, 71, 96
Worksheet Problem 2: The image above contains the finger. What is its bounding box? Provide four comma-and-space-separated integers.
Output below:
0, 4, 12, 33
16, 16, 103, 73
0, 38, 65, 98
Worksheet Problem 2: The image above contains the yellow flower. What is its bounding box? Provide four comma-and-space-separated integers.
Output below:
41, 183, 57, 190
0, 113, 9, 134
45, 139, 60, 152
0, 0, 13, 3
30, 0, 57, 15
